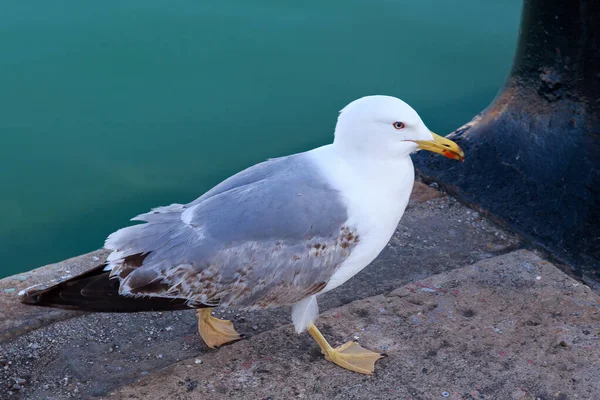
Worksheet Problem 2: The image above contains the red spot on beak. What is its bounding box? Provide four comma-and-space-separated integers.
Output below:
443, 150, 464, 161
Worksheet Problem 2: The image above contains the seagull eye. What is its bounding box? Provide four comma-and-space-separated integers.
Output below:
393, 121, 405, 130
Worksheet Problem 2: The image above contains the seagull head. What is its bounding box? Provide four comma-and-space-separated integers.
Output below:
333, 95, 464, 162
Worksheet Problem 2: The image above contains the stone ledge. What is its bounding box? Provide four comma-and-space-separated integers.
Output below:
105, 250, 600, 400
0, 184, 525, 399
0, 249, 109, 342
408, 180, 445, 207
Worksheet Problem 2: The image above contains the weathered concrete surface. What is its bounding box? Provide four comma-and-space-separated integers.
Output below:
0, 249, 109, 342
0, 182, 523, 399
105, 250, 600, 400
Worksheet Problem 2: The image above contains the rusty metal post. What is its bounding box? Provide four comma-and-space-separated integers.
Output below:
414, 0, 600, 286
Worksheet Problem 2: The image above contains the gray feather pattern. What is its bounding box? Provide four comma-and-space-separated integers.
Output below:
105, 154, 358, 308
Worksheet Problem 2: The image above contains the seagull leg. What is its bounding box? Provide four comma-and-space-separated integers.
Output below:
197, 309, 244, 348
306, 323, 385, 375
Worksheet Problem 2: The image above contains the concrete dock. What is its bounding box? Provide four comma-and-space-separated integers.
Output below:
1, 183, 598, 399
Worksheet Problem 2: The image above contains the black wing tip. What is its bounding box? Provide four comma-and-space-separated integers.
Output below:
19, 294, 38, 305
17, 262, 200, 313
18, 286, 67, 309
18, 286, 44, 305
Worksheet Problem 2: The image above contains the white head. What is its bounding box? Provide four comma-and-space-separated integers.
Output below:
333, 95, 464, 161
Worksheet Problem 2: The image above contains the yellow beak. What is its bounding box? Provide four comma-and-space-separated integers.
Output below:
413, 131, 465, 162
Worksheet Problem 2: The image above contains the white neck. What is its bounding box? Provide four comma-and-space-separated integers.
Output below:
308, 143, 414, 214
307, 143, 415, 292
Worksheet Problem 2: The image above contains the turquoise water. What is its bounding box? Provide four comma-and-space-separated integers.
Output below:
0, 1, 522, 278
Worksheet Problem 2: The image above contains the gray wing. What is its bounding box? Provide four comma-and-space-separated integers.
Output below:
104, 154, 359, 308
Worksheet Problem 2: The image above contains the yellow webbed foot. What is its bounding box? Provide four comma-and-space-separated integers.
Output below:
307, 323, 386, 375
197, 309, 244, 348
324, 341, 386, 375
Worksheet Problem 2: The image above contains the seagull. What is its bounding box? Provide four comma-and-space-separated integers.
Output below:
21, 95, 464, 374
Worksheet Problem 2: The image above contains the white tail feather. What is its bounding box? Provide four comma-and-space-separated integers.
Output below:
291, 295, 319, 334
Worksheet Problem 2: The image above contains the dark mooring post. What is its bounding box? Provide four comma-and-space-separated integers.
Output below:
414, 0, 600, 287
